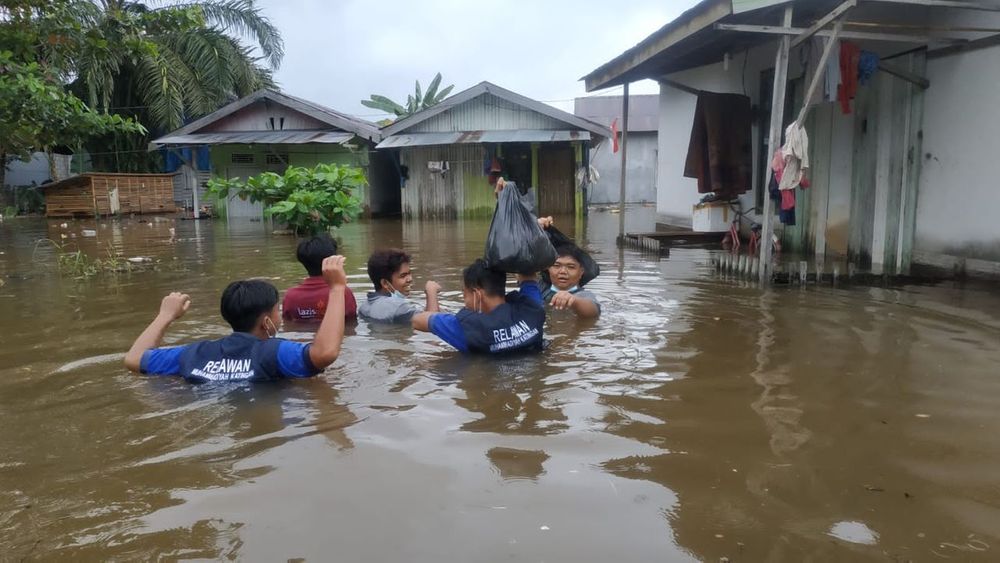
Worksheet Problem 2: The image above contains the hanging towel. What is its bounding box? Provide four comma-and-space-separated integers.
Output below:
779, 123, 809, 191
824, 40, 841, 103
838, 41, 861, 114
684, 92, 753, 199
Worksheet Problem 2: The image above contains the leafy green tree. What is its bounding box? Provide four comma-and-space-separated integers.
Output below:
206, 163, 365, 235
1, 0, 283, 174
361, 72, 454, 119
0, 0, 145, 188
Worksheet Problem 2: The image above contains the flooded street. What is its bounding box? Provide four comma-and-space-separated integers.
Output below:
1, 210, 999, 561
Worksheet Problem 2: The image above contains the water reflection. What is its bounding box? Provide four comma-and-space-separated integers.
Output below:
1, 210, 999, 561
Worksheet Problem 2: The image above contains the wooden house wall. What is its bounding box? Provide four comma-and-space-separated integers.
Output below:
45, 174, 176, 217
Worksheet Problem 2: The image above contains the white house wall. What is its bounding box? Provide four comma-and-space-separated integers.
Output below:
914, 43, 1000, 272
656, 45, 777, 226
588, 132, 657, 204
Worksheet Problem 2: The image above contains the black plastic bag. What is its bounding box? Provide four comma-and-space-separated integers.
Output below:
484, 185, 556, 274
543, 225, 600, 287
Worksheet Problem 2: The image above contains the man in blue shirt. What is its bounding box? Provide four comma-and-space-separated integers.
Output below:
124, 255, 349, 383
412, 259, 544, 354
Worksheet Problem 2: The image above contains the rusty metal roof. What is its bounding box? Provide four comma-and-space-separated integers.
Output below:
375, 129, 591, 149
150, 89, 380, 146
151, 131, 354, 147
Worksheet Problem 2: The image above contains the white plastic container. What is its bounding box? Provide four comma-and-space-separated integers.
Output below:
692, 201, 731, 232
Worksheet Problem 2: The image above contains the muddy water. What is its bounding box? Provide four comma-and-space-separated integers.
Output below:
1, 210, 999, 561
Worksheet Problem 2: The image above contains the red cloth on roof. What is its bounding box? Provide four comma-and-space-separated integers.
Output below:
838, 41, 861, 115
282, 276, 357, 322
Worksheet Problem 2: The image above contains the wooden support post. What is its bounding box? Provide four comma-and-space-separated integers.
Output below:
877, 62, 930, 89
618, 82, 630, 241
791, 0, 855, 47
759, 6, 793, 284
796, 19, 844, 126
715, 23, 962, 44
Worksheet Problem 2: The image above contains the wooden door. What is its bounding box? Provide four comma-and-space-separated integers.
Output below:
537, 145, 575, 215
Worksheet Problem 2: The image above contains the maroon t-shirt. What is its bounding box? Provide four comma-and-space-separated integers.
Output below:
282, 277, 358, 322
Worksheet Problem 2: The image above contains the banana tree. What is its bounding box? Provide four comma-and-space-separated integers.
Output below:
361, 72, 454, 118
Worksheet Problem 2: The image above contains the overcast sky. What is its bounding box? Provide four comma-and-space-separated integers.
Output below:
256, 0, 700, 119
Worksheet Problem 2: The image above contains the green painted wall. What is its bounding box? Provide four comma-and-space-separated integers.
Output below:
206, 142, 371, 212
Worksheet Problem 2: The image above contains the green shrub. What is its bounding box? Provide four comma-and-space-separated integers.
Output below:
207, 163, 365, 235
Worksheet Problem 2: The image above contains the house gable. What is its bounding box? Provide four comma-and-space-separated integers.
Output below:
199, 100, 331, 133
407, 92, 572, 133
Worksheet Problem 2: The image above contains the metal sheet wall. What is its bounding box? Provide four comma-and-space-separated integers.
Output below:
401, 145, 490, 219
408, 94, 569, 133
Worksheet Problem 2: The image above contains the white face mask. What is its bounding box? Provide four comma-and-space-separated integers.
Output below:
381, 280, 405, 299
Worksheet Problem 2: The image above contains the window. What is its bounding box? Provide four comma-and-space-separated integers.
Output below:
231, 153, 255, 164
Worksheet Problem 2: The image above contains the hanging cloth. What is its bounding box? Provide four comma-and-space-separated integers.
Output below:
824, 40, 841, 103
838, 41, 861, 114
683, 92, 753, 198
778, 122, 809, 191
858, 50, 880, 85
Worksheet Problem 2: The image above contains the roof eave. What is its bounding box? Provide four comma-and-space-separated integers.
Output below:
582, 0, 733, 92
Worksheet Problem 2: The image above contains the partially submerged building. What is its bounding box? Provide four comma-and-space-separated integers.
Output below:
377, 82, 608, 219
151, 89, 399, 218
574, 95, 659, 206
584, 0, 1000, 278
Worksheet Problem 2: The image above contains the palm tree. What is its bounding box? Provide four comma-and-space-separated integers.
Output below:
362, 73, 454, 120
70, 0, 283, 170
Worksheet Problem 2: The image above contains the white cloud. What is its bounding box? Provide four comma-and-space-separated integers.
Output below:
256, 0, 699, 118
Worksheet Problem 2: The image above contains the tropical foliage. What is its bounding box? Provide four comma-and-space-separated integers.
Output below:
206, 164, 365, 235
1, 0, 284, 173
361, 72, 454, 119
0, 1, 145, 187
0, 52, 145, 161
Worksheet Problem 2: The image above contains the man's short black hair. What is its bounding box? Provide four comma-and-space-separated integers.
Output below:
297, 235, 338, 277
462, 259, 506, 297
220, 280, 279, 332
367, 249, 411, 290
554, 244, 586, 266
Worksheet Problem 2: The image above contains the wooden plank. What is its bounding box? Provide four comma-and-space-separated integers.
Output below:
618, 82, 629, 238
791, 0, 856, 48
877, 62, 930, 88
897, 51, 927, 273
796, 19, 844, 126
863, 0, 1000, 12
715, 23, 964, 43
661, 79, 700, 96
760, 6, 793, 283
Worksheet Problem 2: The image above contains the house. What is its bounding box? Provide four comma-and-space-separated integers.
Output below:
583, 0, 1000, 279
151, 89, 399, 218
377, 82, 608, 219
574, 95, 658, 206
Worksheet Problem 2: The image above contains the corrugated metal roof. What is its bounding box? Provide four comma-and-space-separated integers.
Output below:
376, 130, 591, 149
152, 131, 354, 146
150, 89, 380, 145
381, 82, 608, 143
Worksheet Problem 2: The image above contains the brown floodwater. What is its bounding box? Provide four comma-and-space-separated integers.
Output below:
1, 209, 999, 561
